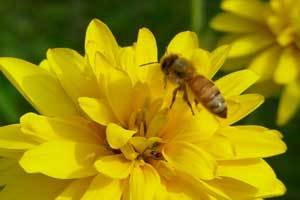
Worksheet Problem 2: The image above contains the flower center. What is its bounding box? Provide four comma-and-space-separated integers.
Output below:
267, 0, 300, 48
120, 136, 164, 163
120, 101, 166, 163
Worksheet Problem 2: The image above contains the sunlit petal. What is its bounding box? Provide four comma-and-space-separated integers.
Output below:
55, 178, 92, 200
20, 113, 103, 144
81, 174, 123, 200
79, 97, 118, 126
95, 154, 133, 179
0, 58, 78, 117
219, 126, 286, 159
218, 159, 286, 198
167, 31, 199, 56
47, 48, 100, 102
216, 70, 259, 98
129, 164, 161, 200
163, 141, 216, 180
20, 141, 108, 179
106, 123, 136, 149
0, 124, 37, 149
85, 19, 119, 66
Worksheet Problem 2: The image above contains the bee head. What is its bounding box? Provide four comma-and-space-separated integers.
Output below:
161, 54, 179, 74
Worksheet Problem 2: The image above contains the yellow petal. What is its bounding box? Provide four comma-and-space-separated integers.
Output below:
119, 46, 139, 82
277, 81, 300, 125
93, 51, 114, 82
0, 58, 78, 117
200, 177, 257, 200
219, 126, 286, 159
136, 28, 158, 66
162, 98, 218, 143
79, 97, 117, 126
158, 101, 188, 141
145, 64, 165, 96
106, 123, 136, 149
211, 13, 264, 33
228, 33, 274, 58
85, 19, 119, 66
167, 31, 199, 56
130, 82, 151, 113
221, 0, 267, 23
277, 27, 294, 46
218, 159, 286, 198
19, 141, 107, 179
216, 70, 259, 98
47, 48, 100, 102
39, 59, 56, 77
249, 46, 281, 82
0, 162, 69, 200
20, 113, 102, 144
120, 144, 139, 161
146, 111, 168, 138
95, 154, 132, 179
172, 108, 220, 144
0, 158, 18, 186
129, 137, 161, 154
0, 124, 37, 149
208, 45, 231, 78
166, 174, 213, 199
200, 134, 235, 160
55, 178, 92, 200
166, 193, 192, 200
274, 47, 299, 84
129, 137, 148, 153
105, 68, 133, 125
163, 141, 216, 180
129, 164, 161, 200
0, 149, 23, 159
152, 160, 176, 181
221, 94, 264, 125
152, 181, 169, 200
81, 174, 123, 200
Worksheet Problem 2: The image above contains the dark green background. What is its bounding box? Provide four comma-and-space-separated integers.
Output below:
0, 0, 299, 199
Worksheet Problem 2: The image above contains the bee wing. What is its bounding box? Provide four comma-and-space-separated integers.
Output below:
190, 49, 210, 78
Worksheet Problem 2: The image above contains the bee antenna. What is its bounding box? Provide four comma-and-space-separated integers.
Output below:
139, 62, 158, 67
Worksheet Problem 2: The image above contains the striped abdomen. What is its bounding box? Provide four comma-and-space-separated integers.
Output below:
188, 75, 227, 118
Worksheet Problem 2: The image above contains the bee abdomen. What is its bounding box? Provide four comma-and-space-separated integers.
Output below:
188, 75, 227, 118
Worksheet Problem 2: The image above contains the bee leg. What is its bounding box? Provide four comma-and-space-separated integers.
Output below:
170, 85, 181, 109
183, 85, 195, 115
164, 75, 168, 89
194, 99, 201, 112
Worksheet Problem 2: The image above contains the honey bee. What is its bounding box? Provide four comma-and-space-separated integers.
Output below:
160, 54, 227, 118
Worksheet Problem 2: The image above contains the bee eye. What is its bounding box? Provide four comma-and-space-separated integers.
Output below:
175, 71, 184, 77
162, 61, 168, 71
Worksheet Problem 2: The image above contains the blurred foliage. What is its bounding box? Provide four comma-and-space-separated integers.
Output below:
0, 0, 299, 199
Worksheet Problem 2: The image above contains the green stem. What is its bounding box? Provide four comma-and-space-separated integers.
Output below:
191, 0, 206, 34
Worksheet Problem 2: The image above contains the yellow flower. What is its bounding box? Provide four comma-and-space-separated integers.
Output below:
0, 19, 286, 199
211, 0, 300, 125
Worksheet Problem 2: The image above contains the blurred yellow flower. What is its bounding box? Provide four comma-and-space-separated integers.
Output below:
0, 19, 286, 199
211, 0, 300, 125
